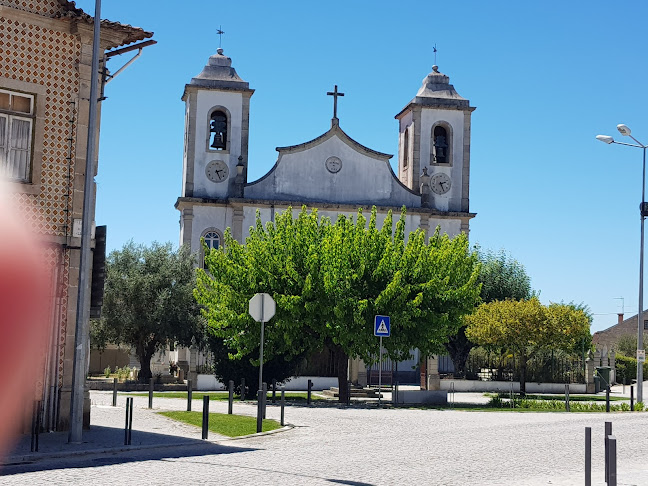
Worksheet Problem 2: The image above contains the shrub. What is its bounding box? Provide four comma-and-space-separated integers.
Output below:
103, 366, 111, 378
635, 401, 645, 412
615, 355, 648, 385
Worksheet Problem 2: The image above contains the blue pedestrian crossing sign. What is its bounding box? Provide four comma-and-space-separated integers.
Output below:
374, 315, 391, 337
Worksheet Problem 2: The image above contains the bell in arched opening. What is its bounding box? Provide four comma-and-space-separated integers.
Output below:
433, 125, 448, 164
210, 110, 227, 150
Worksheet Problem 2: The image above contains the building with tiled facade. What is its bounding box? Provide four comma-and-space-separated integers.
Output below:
0, 0, 151, 430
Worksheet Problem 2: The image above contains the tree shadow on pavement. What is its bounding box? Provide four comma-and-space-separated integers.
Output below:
2, 427, 258, 476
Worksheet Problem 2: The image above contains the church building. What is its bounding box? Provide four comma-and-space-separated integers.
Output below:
175, 48, 476, 387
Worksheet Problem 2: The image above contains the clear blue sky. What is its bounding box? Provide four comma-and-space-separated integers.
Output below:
75, 1, 648, 333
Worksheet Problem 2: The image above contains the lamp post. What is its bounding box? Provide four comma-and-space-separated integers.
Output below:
597, 124, 647, 402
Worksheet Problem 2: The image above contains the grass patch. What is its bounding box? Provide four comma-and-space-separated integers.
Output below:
158, 411, 281, 437
122, 391, 324, 401
488, 393, 627, 402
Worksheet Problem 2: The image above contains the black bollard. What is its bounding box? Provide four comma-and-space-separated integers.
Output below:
187, 379, 192, 412
272, 378, 277, 404
606, 385, 610, 413
31, 401, 40, 452
241, 378, 246, 401
608, 435, 617, 486
148, 378, 154, 409
256, 389, 263, 433
631, 385, 634, 411
565, 384, 570, 412
262, 382, 267, 419
124, 397, 133, 445
605, 421, 612, 483
280, 388, 285, 426
585, 427, 591, 486
202, 395, 210, 440
347, 381, 351, 406
112, 378, 118, 407
307, 379, 313, 405
228, 380, 234, 414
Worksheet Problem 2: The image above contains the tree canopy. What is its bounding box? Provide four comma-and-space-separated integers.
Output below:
95, 242, 204, 381
446, 248, 534, 376
464, 298, 590, 394
195, 206, 481, 401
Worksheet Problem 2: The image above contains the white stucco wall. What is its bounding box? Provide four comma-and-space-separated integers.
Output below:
420, 109, 465, 212
192, 90, 243, 199
245, 134, 419, 207
191, 204, 233, 253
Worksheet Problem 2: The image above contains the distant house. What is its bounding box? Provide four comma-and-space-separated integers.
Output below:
592, 313, 647, 350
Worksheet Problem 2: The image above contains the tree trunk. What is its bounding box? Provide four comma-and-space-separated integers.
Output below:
137, 343, 155, 383
331, 344, 349, 404
445, 327, 474, 378
519, 356, 527, 397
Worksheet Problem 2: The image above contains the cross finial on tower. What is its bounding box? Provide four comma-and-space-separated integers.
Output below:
433, 44, 437, 66
217, 26, 225, 48
326, 85, 345, 121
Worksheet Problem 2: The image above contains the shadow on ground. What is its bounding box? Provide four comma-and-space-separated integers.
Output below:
2, 426, 258, 476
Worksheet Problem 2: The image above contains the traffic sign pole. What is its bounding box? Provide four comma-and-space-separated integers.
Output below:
259, 296, 265, 393
378, 336, 382, 406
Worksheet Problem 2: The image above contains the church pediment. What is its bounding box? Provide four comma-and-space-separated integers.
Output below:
245, 122, 420, 207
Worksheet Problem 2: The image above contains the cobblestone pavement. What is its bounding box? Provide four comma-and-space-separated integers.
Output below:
2, 391, 647, 485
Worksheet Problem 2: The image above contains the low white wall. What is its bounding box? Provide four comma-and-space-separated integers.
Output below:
196, 374, 337, 391
281, 376, 338, 391
440, 380, 587, 394
196, 374, 226, 391
396, 390, 447, 405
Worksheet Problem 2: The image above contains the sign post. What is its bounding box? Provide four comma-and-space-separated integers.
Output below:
374, 315, 391, 406
249, 293, 276, 392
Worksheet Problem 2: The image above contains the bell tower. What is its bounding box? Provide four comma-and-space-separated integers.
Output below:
395, 65, 475, 212
181, 48, 254, 200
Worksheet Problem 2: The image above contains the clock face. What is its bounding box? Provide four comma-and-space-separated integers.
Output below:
325, 156, 342, 174
205, 160, 229, 183
430, 173, 451, 195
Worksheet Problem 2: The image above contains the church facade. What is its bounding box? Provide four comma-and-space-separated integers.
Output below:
175, 49, 476, 387
176, 48, 475, 258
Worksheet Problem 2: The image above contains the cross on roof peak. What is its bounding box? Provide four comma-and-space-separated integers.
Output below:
326, 85, 345, 120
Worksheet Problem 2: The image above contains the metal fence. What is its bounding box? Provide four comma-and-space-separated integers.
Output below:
442, 352, 585, 383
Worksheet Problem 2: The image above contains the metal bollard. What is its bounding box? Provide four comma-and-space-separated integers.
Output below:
228, 380, 234, 414
187, 379, 192, 412
201, 395, 209, 440
631, 385, 634, 411
241, 378, 246, 401
31, 400, 41, 452
585, 427, 591, 486
307, 379, 312, 405
256, 389, 263, 433
112, 378, 118, 407
605, 421, 612, 483
608, 435, 617, 486
394, 380, 399, 406
347, 381, 351, 406
606, 386, 610, 413
262, 382, 267, 419
272, 378, 277, 404
124, 397, 133, 445
565, 384, 570, 412
148, 378, 154, 409
280, 388, 285, 426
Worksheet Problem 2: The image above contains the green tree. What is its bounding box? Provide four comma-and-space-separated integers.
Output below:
195, 206, 480, 402
465, 298, 590, 395
615, 334, 645, 357
446, 248, 533, 376
96, 242, 204, 382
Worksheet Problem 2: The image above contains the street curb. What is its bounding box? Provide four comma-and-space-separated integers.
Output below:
1, 424, 294, 467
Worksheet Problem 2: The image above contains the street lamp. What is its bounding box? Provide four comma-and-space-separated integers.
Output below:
597, 124, 647, 402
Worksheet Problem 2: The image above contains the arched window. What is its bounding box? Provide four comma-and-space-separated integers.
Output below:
403, 128, 409, 168
432, 125, 449, 164
209, 110, 227, 150
201, 230, 221, 268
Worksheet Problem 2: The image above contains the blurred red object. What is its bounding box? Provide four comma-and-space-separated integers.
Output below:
0, 186, 49, 459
